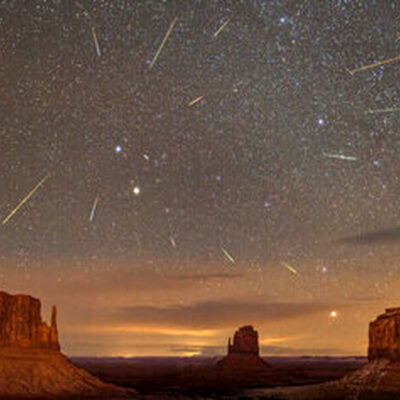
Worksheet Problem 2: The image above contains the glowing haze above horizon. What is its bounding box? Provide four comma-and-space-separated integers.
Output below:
1, 0, 400, 357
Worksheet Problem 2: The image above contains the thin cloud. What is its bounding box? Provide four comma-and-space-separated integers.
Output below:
339, 227, 400, 245
169, 273, 244, 281
114, 300, 334, 329
167, 344, 343, 357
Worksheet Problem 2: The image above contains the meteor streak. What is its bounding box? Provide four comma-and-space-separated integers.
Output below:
221, 247, 235, 263
3, 174, 50, 225
188, 96, 203, 107
349, 55, 400, 74
149, 17, 177, 69
323, 152, 357, 161
366, 107, 400, 114
91, 27, 101, 56
282, 262, 298, 275
89, 197, 99, 222
214, 17, 232, 38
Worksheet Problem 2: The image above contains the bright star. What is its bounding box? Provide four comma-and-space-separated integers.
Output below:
318, 118, 325, 126
330, 310, 338, 318
115, 145, 122, 153
133, 186, 140, 195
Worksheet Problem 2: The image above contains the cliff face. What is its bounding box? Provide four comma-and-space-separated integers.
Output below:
368, 307, 400, 361
0, 291, 134, 398
0, 291, 59, 350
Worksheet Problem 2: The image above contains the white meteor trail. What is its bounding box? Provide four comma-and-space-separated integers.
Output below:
89, 197, 99, 222
323, 152, 357, 161
221, 247, 235, 263
91, 27, 101, 56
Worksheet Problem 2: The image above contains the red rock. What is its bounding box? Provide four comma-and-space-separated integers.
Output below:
368, 307, 400, 361
228, 325, 260, 356
0, 291, 59, 350
0, 291, 135, 398
217, 325, 270, 371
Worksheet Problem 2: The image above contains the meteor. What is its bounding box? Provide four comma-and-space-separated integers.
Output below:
323, 152, 357, 161
149, 17, 177, 69
282, 262, 298, 275
366, 107, 400, 114
91, 27, 101, 57
89, 197, 99, 222
214, 17, 232, 38
349, 55, 400, 75
188, 96, 203, 107
221, 247, 235, 263
3, 173, 50, 225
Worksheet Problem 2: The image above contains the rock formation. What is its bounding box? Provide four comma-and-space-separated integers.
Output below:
228, 325, 260, 356
0, 291, 134, 398
0, 291, 59, 350
340, 307, 400, 399
368, 307, 400, 361
217, 325, 269, 371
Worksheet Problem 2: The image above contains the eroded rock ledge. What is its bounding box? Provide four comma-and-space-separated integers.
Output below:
368, 307, 400, 361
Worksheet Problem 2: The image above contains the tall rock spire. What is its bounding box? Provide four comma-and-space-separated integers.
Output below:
49, 305, 59, 350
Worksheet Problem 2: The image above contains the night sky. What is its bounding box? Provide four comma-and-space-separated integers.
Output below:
1, 0, 400, 357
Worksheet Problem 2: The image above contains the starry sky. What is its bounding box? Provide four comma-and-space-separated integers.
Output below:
1, 0, 400, 357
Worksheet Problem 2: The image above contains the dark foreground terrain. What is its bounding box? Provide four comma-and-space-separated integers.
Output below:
72, 356, 366, 398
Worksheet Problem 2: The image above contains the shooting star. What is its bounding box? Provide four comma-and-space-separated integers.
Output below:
188, 96, 203, 107
221, 247, 235, 263
89, 197, 99, 222
366, 107, 400, 114
282, 262, 298, 276
149, 17, 177, 69
3, 174, 50, 226
91, 27, 101, 57
169, 236, 176, 248
323, 152, 357, 161
349, 55, 400, 75
214, 17, 232, 38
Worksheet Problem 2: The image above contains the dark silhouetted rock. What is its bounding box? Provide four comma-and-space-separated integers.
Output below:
368, 307, 400, 361
0, 291, 135, 398
228, 325, 259, 356
217, 325, 270, 371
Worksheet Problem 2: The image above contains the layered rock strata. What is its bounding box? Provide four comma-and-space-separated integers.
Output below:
368, 307, 400, 361
0, 291, 134, 398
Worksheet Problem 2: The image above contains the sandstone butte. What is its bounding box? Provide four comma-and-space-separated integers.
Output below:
0, 291, 135, 398
368, 306, 400, 361
341, 307, 400, 397
217, 325, 270, 371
